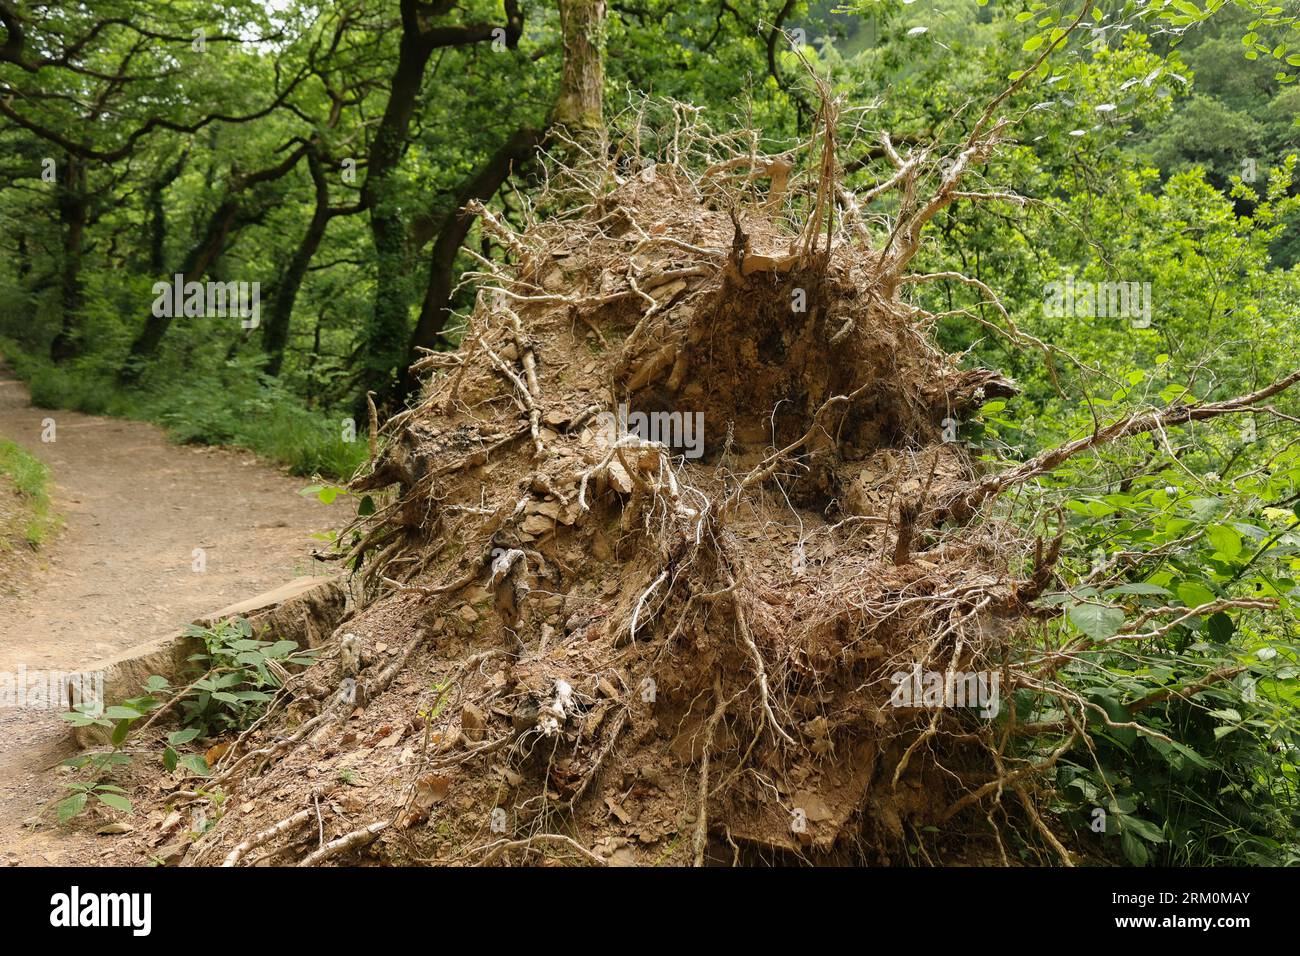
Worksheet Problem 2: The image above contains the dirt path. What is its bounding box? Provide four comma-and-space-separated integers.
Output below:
0, 365, 331, 864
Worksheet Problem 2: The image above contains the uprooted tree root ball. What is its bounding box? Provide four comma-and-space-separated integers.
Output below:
123, 102, 1297, 868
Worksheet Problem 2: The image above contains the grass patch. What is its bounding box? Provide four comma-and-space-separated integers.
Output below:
0, 438, 57, 548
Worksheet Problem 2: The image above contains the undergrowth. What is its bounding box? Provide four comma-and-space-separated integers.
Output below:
1, 341, 367, 481
57, 615, 315, 824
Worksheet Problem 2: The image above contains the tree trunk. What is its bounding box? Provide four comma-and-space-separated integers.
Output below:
263, 151, 334, 376
16, 232, 30, 279
50, 153, 86, 363
385, 0, 608, 404
118, 145, 308, 382
356, 11, 441, 406
554, 0, 607, 136
354, 0, 526, 410
395, 125, 545, 400
118, 197, 240, 382
148, 149, 189, 274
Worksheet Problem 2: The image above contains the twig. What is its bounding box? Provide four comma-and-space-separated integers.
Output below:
222, 809, 313, 867
297, 820, 389, 867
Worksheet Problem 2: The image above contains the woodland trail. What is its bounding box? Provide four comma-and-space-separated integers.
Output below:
0, 363, 329, 864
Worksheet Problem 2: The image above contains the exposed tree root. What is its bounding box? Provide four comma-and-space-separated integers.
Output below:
140, 80, 1300, 868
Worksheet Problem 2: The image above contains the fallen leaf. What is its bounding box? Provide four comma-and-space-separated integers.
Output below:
204, 742, 231, 767
605, 796, 633, 824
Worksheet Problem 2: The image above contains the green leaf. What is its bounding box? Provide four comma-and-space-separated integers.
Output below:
1121, 830, 1150, 865
57, 793, 87, 824
1175, 581, 1216, 609
110, 718, 134, 748
1207, 524, 1242, 558
180, 754, 210, 777
1207, 611, 1235, 642
1121, 814, 1166, 843
1091, 692, 1137, 748
95, 792, 133, 813
102, 705, 143, 720
1167, 739, 1215, 771
1069, 602, 1125, 639
1189, 498, 1224, 520
1105, 583, 1173, 597
61, 711, 108, 727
